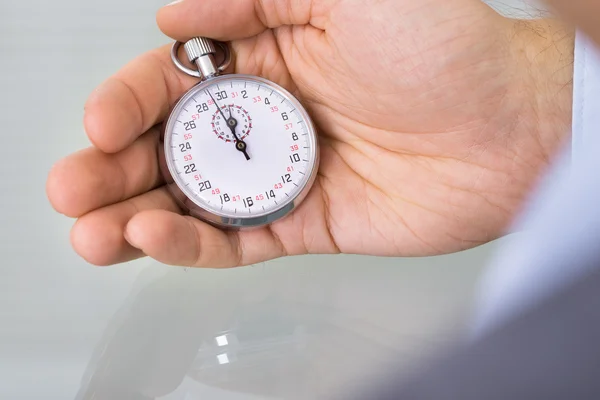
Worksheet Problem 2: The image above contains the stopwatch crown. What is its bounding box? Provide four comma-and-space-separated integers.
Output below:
183, 37, 217, 64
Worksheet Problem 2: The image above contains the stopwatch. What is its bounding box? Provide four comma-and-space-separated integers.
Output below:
158, 37, 320, 229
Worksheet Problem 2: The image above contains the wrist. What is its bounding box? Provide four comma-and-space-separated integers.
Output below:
506, 18, 575, 164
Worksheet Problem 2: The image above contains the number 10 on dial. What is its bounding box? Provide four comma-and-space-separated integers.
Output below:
159, 37, 320, 229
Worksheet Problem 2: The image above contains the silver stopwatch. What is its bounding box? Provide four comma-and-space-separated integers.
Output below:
158, 37, 320, 229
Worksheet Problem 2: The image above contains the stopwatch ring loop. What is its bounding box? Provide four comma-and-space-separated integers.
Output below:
171, 40, 231, 79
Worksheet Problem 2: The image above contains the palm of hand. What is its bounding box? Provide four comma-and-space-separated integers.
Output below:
243, 0, 533, 256
47, 0, 558, 267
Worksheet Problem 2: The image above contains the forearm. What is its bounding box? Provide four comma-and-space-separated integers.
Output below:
507, 18, 575, 165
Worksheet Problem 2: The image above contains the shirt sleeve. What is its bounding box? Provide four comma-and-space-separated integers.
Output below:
467, 31, 600, 340
572, 32, 600, 161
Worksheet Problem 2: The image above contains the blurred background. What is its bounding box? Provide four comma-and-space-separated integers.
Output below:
0, 1, 544, 399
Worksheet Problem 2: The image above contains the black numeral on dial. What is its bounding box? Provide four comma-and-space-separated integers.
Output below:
184, 121, 196, 131
243, 197, 254, 208
184, 163, 197, 174
179, 142, 192, 152
220, 194, 231, 204
196, 103, 209, 113
215, 91, 228, 101
198, 180, 212, 192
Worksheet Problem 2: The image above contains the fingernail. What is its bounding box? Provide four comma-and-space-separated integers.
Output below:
123, 228, 138, 249
165, 0, 183, 6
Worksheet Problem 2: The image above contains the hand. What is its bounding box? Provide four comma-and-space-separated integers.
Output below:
46, 0, 574, 267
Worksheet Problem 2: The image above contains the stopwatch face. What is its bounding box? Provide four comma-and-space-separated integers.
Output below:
162, 74, 319, 228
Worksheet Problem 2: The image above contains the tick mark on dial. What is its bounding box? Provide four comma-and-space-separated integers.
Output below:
302, 159, 308, 162
293, 183, 298, 187
285, 193, 289, 197
299, 171, 305, 175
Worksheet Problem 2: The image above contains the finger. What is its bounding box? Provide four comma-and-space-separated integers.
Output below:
47, 128, 163, 218
157, 0, 330, 42
83, 31, 296, 155
124, 180, 338, 268
124, 210, 286, 268
83, 44, 198, 153
70, 187, 181, 266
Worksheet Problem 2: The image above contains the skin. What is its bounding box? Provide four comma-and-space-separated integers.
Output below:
46, 0, 575, 268
544, 0, 600, 44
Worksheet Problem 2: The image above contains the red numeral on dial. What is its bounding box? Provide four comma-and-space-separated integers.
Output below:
184, 133, 193, 140
270, 106, 279, 113
290, 145, 299, 151
274, 183, 283, 189
253, 96, 262, 103
212, 188, 221, 195
285, 123, 293, 130
184, 154, 193, 161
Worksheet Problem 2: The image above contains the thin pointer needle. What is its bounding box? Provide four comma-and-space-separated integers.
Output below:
207, 90, 250, 160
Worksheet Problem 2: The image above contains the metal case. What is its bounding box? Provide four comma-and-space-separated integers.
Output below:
158, 74, 320, 230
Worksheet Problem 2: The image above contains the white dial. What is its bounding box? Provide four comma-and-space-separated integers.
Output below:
163, 75, 318, 224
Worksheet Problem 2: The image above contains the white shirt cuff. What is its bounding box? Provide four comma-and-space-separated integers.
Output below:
572, 31, 600, 160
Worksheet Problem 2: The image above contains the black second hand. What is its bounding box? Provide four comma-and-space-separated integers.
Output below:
206, 90, 250, 160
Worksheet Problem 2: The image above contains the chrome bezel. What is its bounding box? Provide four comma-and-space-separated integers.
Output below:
159, 74, 320, 230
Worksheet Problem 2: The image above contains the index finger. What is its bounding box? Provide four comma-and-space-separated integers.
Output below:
156, 0, 327, 42
84, 44, 197, 153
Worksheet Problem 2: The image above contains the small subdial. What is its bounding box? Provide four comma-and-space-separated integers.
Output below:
211, 105, 252, 142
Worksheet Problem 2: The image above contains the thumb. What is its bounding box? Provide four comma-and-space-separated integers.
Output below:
157, 0, 327, 42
